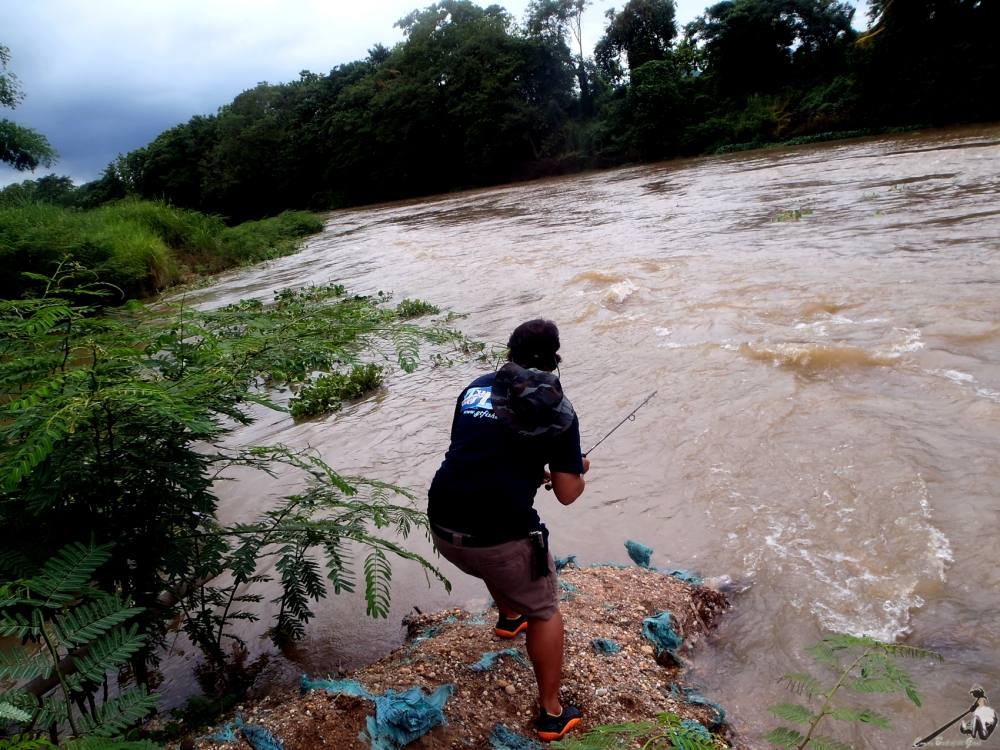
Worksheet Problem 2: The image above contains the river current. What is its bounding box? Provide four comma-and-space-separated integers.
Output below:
166, 124, 1000, 747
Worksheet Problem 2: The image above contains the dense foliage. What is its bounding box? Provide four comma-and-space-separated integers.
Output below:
0, 199, 322, 300
6, 0, 990, 221
0, 269, 460, 716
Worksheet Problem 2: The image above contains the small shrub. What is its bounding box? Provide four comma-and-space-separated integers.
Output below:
396, 298, 440, 319
290, 363, 385, 418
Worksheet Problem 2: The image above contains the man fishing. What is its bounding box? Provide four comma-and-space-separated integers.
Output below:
428, 318, 589, 741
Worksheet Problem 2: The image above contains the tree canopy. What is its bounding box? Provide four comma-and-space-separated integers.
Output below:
0, 44, 56, 172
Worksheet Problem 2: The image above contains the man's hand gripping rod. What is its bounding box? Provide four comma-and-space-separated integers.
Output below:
545, 390, 657, 490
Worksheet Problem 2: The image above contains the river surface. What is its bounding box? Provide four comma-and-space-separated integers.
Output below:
165, 124, 1000, 747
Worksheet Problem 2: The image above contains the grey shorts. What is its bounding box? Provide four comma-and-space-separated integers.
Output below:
432, 532, 559, 621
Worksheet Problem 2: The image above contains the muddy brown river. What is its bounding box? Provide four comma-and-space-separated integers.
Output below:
163, 124, 1000, 747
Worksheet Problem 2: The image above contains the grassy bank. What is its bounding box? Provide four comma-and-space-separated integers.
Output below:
0, 199, 324, 300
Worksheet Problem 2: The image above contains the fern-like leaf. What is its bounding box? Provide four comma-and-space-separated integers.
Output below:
0, 649, 52, 682
79, 686, 158, 738
0, 612, 41, 640
363, 548, 391, 618
848, 677, 897, 694
768, 702, 815, 724
828, 707, 890, 728
766, 727, 805, 748
0, 701, 33, 723
0, 734, 56, 750
51, 593, 143, 648
62, 738, 161, 750
29, 542, 113, 608
780, 672, 825, 698
71, 624, 146, 683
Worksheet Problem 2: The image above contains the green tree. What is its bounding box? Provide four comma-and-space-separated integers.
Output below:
596, 0, 678, 76
0, 45, 56, 172
0, 268, 458, 686
525, 0, 594, 116
685, 0, 855, 101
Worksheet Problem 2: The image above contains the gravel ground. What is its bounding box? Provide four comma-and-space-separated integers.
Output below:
187, 563, 732, 749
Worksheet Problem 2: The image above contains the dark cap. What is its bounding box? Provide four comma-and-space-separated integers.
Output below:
507, 319, 561, 372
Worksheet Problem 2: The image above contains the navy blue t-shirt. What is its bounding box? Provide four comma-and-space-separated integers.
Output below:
428, 371, 584, 539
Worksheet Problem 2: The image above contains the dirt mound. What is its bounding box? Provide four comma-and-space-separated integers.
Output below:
194, 564, 730, 749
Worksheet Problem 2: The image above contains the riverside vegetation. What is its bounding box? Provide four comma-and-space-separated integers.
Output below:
0, 263, 462, 747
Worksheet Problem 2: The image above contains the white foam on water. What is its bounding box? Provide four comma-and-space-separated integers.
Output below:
889, 327, 925, 354
654, 326, 672, 337
929, 368, 1000, 404
601, 279, 639, 306
729, 474, 953, 642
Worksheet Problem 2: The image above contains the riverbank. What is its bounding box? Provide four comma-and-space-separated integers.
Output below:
0, 199, 324, 300
177, 562, 731, 749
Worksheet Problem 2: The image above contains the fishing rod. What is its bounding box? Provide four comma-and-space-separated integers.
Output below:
545, 390, 657, 490
583, 389, 657, 457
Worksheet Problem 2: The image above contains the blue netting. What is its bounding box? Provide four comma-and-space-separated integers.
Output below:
240, 720, 285, 750
466, 613, 489, 625
591, 638, 622, 654
669, 684, 727, 729
625, 540, 703, 584
490, 723, 544, 749
300, 675, 372, 698
554, 554, 577, 572
205, 713, 283, 750
207, 721, 238, 743
665, 568, 704, 585
363, 684, 454, 750
469, 648, 529, 672
642, 611, 682, 656
303, 675, 455, 749
625, 540, 654, 568
680, 719, 713, 740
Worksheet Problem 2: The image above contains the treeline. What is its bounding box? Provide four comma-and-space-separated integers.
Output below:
8, 0, 999, 224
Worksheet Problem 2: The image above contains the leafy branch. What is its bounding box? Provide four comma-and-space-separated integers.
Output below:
767, 633, 941, 750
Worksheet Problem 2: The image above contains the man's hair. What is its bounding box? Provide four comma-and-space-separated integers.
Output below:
507, 319, 561, 372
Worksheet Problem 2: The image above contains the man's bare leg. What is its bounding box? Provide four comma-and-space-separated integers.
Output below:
526, 608, 564, 715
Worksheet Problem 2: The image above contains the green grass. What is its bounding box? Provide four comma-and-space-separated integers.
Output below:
0, 199, 324, 301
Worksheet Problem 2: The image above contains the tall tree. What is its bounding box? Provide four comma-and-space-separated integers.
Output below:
685, 0, 855, 100
525, 0, 594, 115
596, 0, 678, 76
0, 44, 56, 172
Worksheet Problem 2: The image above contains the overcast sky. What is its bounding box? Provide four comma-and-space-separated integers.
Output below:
1, 0, 870, 188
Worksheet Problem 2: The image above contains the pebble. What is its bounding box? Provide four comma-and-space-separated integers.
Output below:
641, 645, 655, 655
504, 684, 516, 696
596, 688, 608, 697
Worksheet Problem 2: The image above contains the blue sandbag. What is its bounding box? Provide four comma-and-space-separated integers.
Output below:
625, 540, 704, 584
680, 719, 713, 740
669, 684, 727, 729
469, 648, 528, 672
303, 673, 455, 749
490, 723, 544, 749
665, 568, 704, 585
625, 540, 654, 568
591, 638, 622, 654
642, 611, 682, 656
554, 554, 577, 572
300, 675, 373, 699
365, 684, 454, 749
